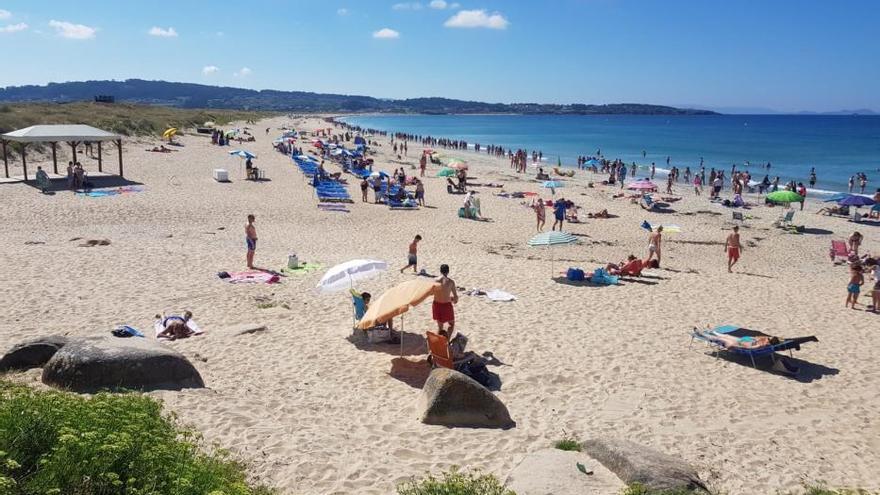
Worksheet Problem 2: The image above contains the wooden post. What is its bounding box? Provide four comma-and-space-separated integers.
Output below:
1, 140, 7, 178
97, 142, 103, 172
117, 139, 123, 177
70, 141, 78, 164
21, 143, 28, 181
51, 142, 58, 174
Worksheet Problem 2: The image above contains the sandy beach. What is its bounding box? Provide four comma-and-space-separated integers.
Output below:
1, 115, 879, 494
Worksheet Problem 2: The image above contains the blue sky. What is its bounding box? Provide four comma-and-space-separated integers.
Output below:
0, 0, 877, 112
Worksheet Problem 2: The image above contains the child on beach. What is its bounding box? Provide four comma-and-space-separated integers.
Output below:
532, 198, 546, 232
400, 235, 422, 273
725, 226, 743, 273
245, 214, 257, 269
846, 263, 864, 309
870, 262, 880, 313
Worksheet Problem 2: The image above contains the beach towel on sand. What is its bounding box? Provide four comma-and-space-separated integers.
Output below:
281, 262, 322, 275
221, 270, 281, 284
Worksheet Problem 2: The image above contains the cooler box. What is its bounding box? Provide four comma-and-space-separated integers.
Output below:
213, 169, 229, 182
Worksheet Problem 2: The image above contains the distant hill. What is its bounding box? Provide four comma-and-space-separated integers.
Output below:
0, 79, 716, 115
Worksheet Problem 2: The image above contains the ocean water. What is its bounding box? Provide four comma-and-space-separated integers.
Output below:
340, 114, 880, 194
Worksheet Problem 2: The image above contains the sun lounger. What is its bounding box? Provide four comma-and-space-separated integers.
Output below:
640, 195, 657, 211
426, 331, 471, 370
691, 324, 818, 368
774, 210, 795, 228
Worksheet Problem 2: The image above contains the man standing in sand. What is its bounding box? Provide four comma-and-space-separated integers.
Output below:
400, 235, 422, 273
646, 226, 663, 267
245, 214, 257, 269
419, 152, 427, 177
725, 226, 743, 273
433, 264, 459, 336
552, 198, 567, 231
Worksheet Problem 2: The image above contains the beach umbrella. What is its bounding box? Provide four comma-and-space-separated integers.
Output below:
356, 278, 436, 355
229, 149, 256, 171
317, 259, 388, 293
766, 190, 803, 204
837, 195, 876, 207
586, 159, 599, 166
628, 180, 658, 191
528, 231, 578, 276
437, 167, 456, 177
542, 180, 564, 195
162, 127, 177, 142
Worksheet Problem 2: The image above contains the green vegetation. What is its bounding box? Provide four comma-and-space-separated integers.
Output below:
553, 435, 582, 452
0, 380, 273, 495
621, 483, 700, 495
397, 468, 515, 495
0, 101, 272, 138
792, 485, 877, 495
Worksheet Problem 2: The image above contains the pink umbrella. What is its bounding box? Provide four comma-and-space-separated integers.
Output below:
627, 180, 657, 191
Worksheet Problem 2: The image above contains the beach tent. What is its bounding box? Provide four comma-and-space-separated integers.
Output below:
1, 124, 124, 181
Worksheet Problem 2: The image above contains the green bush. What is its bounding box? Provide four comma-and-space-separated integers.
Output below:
397, 468, 515, 495
0, 380, 272, 495
621, 483, 699, 495
553, 437, 581, 452
795, 485, 877, 495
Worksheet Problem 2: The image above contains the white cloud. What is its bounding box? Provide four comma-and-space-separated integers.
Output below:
202, 65, 219, 76
372, 27, 400, 39
0, 22, 27, 33
48, 20, 96, 39
0, 9, 11, 20
234, 67, 252, 77
337, 7, 349, 15
444, 9, 508, 29
392, 2, 422, 10
429, 0, 447, 8
148, 26, 178, 37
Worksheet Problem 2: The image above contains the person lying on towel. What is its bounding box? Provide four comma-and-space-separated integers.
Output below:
155, 311, 200, 340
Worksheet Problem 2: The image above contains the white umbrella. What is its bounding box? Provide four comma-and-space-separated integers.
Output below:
317, 259, 388, 293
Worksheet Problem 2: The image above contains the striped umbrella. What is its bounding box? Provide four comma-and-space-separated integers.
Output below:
528, 231, 578, 276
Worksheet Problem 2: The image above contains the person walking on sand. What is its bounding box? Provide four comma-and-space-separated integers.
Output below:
846, 262, 864, 309
245, 214, 257, 269
419, 152, 427, 177
552, 197, 567, 231
651, 162, 656, 179
869, 262, 880, 313
726, 226, 743, 273
693, 173, 702, 195
533, 197, 546, 232
400, 235, 422, 273
433, 264, 459, 336
646, 226, 663, 267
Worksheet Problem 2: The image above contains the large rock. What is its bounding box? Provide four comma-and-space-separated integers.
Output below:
582, 437, 707, 492
0, 335, 69, 371
418, 368, 514, 429
505, 448, 625, 495
42, 336, 205, 393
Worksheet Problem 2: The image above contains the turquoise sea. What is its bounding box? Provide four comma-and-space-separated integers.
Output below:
340, 114, 880, 195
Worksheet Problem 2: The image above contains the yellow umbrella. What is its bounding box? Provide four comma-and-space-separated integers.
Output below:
162, 127, 178, 142
357, 278, 435, 330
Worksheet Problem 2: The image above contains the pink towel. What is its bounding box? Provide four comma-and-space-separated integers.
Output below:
225, 270, 280, 284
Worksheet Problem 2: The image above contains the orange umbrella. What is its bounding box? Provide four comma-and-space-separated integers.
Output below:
357, 278, 435, 330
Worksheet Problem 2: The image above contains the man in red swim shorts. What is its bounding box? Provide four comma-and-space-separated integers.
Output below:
432, 264, 459, 336
725, 226, 743, 273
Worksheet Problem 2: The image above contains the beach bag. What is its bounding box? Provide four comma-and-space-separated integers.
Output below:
566, 268, 585, 281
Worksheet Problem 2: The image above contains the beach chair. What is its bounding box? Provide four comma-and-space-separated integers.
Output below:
691, 324, 818, 369
640, 195, 657, 211
732, 211, 745, 225
426, 331, 455, 369
774, 210, 795, 228
830, 240, 850, 262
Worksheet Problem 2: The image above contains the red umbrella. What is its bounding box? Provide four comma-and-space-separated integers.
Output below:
627, 180, 657, 191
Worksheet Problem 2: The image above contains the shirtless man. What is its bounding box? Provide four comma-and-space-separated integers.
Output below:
646, 226, 663, 267
245, 214, 257, 269
400, 235, 422, 273
433, 264, 459, 336
725, 226, 743, 273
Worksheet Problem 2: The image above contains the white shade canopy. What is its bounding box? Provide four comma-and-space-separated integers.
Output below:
1, 124, 121, 143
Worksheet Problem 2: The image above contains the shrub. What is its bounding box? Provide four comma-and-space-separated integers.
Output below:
0, 380, 273, 495
621, 483, 700, 495
553, 436, 581, 452
397, 468, 515, 495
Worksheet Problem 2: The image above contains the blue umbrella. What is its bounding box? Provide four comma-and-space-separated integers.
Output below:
586, 159, 599, 166
229, 150, 256, 159
838, 195, 876, 207
542, 180, 565, 189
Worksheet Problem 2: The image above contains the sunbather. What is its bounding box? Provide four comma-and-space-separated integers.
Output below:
606, 255, 644, 276
588, 209, 611, 219
155, 311, 198, 340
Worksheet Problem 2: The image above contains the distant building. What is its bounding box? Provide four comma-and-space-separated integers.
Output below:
94, 95, 115, 103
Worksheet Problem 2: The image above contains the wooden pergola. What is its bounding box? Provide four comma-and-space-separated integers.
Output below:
1, 124, 124, 181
